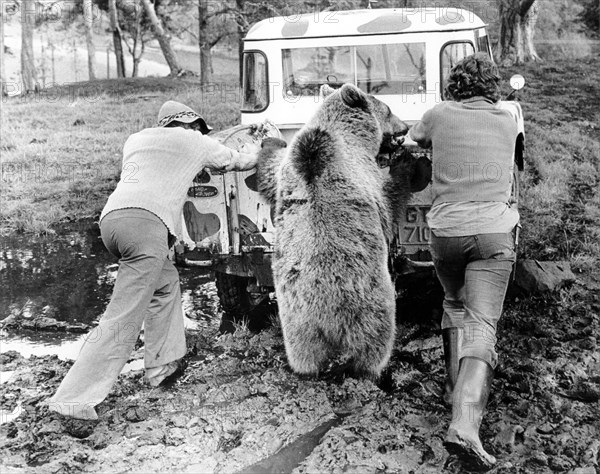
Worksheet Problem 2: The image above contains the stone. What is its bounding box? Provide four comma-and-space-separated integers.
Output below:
494, 423, 524, 452
513, 260, 576, 295
124, 405, 149, 422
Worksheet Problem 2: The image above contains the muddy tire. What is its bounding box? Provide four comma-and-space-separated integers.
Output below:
215, 272, 252, 315
214, 272, 273, 332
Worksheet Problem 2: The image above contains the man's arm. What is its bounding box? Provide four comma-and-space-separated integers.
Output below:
409, 108, 434, 149
201, 137, 259, 172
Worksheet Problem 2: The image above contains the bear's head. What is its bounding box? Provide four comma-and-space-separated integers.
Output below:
320, 83, 408, 155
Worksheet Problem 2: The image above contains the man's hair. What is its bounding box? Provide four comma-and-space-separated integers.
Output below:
444, 53, 501, 102
164, 120, 203, 132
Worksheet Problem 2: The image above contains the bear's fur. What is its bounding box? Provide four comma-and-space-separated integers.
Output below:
257, 84, 410, 379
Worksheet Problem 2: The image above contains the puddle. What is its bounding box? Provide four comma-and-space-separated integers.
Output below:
0, 220, 223, 360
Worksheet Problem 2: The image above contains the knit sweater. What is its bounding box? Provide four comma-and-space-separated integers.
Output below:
100, 127, 257, 238
410, 97, 518, 206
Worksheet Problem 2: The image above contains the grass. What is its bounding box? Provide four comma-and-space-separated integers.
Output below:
0, 75, 242, 235
506, 57, 600, 277
1, 56, 599, 281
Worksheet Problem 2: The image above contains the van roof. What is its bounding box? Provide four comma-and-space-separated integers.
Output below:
245, 8, 486, 41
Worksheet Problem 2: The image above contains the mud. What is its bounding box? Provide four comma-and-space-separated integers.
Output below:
1, 277, 599, 474
2, 57, 600, 473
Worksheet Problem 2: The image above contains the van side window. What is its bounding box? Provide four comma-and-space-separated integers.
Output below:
242, 51, 268, 112
476, 34, 491, 57
440, 42, 475, 100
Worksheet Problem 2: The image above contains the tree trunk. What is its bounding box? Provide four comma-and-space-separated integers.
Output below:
20, 0, 38, 92
235, 0, 247, 85
497, 0, 541, 66
522, 0, 541, 62
140, 0, 181, 75
1, 4, 6, 95
108, 0, 126, 78
198, 0, 212, 85
83, 0, 97, 80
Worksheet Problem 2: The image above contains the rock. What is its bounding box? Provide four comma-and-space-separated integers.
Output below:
124, 405, 149, 422
86, 427, 115, 450
562, 381, 600, 403
494, 423, 524, 452
35, 317, 68, 331
63, 418, 97, 439
137, 431, 164, 446
37, 419, 63, 435
527, 450, 549, 467
549, 455, 575, 471
537, 422, 555, 435
269, 437, 284, 453
582, 439, 600, 466
170, 414, 188, 428
165, 427, 187, 446
0, 314, 19, 329
401, 336, 442, 354
513, 260, 576, 295
66, 323, 91, 333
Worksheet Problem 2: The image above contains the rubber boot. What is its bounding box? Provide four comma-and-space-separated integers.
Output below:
442, 327, 462, 405
444, 356, 496, 471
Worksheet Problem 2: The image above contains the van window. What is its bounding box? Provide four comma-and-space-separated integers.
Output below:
476, 34, 491, 57
283, 42, 426, 97
440, 42, 475, 99
242, 51, 268, 112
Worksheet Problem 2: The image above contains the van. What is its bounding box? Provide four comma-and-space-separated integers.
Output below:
176, 7, 525, 323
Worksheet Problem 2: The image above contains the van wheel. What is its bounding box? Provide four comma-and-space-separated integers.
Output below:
214, 272, 273, 333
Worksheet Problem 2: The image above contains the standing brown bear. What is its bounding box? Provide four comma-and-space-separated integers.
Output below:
257, 84, 410, 379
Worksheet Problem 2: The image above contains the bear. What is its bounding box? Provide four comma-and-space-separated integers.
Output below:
257, 83, 411, 379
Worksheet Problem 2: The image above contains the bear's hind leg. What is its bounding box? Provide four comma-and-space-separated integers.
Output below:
283, 322, 329, 376
347, 323, 395, 380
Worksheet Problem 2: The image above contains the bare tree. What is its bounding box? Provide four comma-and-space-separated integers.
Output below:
140, 0, 182, 75
109, 0, 126, 77
83, 0, 97, 80
197, 0, 227, 85
120, 0, 152, 77
21, 0, 38, 92
497, 0, 542, 65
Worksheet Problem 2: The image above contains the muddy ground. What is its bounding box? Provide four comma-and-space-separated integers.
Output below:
2, 57, 600, 473
1, 276, 599, 474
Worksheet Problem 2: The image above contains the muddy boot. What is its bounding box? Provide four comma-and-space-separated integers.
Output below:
444, 356, 496, 471
442, 327, 462, 405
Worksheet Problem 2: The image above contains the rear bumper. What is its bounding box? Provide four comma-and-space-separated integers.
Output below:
176, 248, 275, 287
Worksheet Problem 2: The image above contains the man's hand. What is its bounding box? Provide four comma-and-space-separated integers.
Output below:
239, 142, 260, 155
261, 137, 287, 149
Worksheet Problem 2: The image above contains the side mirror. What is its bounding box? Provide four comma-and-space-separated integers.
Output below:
509, 74, 526, 91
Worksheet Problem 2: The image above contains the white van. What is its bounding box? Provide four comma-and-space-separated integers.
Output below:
178, 8, 525, 322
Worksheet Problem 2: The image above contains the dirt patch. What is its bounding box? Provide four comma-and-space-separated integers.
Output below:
1, 280, 599, 473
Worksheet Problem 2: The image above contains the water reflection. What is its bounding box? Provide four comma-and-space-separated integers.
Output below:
0, 219, 115, 325
0, 220, 222, 358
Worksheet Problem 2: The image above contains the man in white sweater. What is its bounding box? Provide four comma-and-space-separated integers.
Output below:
47, 101, 259, 420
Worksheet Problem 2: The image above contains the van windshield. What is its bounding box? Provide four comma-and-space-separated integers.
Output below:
283, 43, 426, 97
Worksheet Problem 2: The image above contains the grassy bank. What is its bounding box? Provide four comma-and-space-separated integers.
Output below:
1, 58, 599, 279
510, 57, 600, 278
0, 77, 241, 235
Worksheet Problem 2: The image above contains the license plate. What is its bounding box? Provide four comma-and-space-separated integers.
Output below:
399, 206, 431, 246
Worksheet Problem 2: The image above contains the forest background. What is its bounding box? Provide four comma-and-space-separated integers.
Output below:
2, 0, 599, 92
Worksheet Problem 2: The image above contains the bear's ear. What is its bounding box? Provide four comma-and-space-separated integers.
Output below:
340, 84, 369, 111
319, 84, 335, 99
